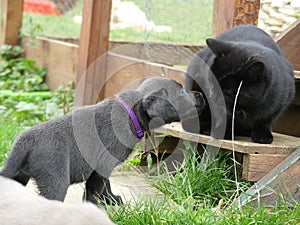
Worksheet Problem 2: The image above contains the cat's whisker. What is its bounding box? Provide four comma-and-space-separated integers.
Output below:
232, 80, 243, 198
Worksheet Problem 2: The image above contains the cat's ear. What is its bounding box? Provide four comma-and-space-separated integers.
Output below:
245, 61, 265, 83
248, 61, 265, 77
249, 61, 264, 72
206, 38, 231, 55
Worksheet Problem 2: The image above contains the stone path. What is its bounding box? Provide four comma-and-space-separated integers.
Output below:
26, 170, 164, 204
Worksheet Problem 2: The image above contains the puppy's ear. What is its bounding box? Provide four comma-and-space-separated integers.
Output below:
142, 88, 169, 110
150, 88, 168, 98
142, 90, 179, 125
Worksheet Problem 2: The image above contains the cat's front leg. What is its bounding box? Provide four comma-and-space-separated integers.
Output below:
251, 122, 273, 144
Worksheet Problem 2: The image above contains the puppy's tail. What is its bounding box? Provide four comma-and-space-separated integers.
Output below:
0, 134, 29, 180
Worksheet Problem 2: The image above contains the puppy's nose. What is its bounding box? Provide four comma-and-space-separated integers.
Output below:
191, 91, 205, 112
194, 92, 203, 99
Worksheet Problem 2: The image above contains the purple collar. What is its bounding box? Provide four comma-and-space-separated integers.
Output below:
120, 100, 144, 139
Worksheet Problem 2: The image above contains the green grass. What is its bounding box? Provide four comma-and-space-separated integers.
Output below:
22, 0, 213, 44
128, 0, 213, 44
0, 115, 26, 168
106, 194, 300, 225
105, 146, 300, 224
153, 150, 250, 206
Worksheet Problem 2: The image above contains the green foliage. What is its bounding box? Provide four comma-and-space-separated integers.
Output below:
0, 116, 25, 168
51, 82, 75, 115
20, 18, 43, 47
0, 84, 75, 167
0, 92, 52, 126
0, 45, 48, 92
0, 83, 74, 126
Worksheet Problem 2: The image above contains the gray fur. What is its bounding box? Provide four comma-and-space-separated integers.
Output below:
0, 77, 204, 204
0, 176, 116, 225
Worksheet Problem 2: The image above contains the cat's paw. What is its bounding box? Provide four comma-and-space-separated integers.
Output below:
251, 130, 273, 144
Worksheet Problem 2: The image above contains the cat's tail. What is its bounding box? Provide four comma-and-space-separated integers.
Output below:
0, 134, 30, 179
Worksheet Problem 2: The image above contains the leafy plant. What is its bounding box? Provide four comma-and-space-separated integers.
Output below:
19, 18, 43, 47
0, 45, 48, 92
51, 82, 75, 115
0, 84, 74, 126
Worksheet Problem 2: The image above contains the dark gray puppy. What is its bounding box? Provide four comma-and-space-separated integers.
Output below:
0, 77, 204, 205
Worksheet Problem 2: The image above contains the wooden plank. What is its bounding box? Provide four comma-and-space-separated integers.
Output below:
213, 0, 260, 36
109, 171, 165, 203
109, 41, 199, 67
242, 154, 288, 181
101, 53, 186, 98
153, 122, 300, 155
237, 148, 300, 207
276, 19, 300, 71
273, 105, 300, 137
273, 74, 300, 137
0, 0, 23, 45
22, 37, 78, 91
76, 0, 112, 106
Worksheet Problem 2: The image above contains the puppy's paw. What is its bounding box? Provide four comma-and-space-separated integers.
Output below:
99, 194, 123, 206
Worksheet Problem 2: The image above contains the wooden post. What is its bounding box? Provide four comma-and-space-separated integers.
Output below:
0, 0, 23, 46
213, 0, 260, 36
75, 0, 112, 106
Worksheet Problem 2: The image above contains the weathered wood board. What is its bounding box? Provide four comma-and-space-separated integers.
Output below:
22, 37, 79, 91
102, 53, 186, 98
242, 154, 288, 181
154, 123, 300, 155
152, 122, 300, 182
276, 19, 300, 71
236, 148, 300, 207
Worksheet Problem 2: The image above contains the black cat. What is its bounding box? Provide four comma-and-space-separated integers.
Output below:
183, 24, 295, 144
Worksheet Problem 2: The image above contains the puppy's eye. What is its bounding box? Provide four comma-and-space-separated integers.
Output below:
179, 89, 186, 96
218, 53, 225, 59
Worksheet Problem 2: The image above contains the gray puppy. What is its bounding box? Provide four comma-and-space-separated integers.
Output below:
0, 77, 204, 205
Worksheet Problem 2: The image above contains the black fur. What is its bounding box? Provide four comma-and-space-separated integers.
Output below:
183, 24, 295, 144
